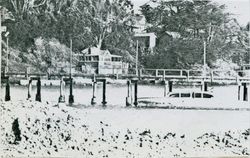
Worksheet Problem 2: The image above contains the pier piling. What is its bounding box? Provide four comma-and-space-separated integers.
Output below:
58, 77, 65, 103
35, 78, 41, 102
243, 83, 248, 101
126, 80, 131, 106
238, 85, 241, 100
25, 67, 30, 80
163, 80, 167, 97
91, 75, 97, 105
68, 77, 74, 104
27, 79, 32, 99
102, 79, 107, 106
204, 82, 208, 91
5, 77, 10, 101
168, 81, 173, 93
134, 80, 138, 106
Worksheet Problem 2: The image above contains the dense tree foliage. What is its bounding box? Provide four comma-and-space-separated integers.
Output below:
0, 0, 136, 72
0, 0, 249, 72
140, 0, 249, 69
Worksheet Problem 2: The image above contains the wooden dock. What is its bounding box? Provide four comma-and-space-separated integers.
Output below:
2, 68, 249, 84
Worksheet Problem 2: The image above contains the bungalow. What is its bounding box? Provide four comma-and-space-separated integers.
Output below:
76, 47, 128, 75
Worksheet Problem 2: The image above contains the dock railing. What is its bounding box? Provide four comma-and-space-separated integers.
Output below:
1, 67, 250, 84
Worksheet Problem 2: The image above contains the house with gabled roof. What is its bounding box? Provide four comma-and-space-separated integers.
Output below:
76, 47, 128, 75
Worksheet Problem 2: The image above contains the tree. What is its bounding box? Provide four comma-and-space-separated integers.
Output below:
25, 37, 74, 74
140, 0, 246, 68
1, 0, 137, 72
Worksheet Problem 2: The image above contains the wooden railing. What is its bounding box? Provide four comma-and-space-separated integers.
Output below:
1, 67, 250, 83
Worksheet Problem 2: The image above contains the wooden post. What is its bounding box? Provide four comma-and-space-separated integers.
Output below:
116, 72, 119, 80
238, 85, 241, 101
168, 80, 173, 93
187, 70, 190, 81
58, 77, 65, 103
25, 67, 29, 80
3, 67, 6, 77
180, 70, 183, 76
155, 69, 159, 77
102, 79, 107, 106
163, 70, 166, 81
5, 77, 10, 101
163, 80, 167, 97
204, 82, 208, 92
243, 83, 248, 101
134, 80, 138, 106
201, 81, 204, 91
126, 80, 131, 106
35, 78, 41, 102
91, 75, 97, 105
138, 69, 142, 80
27, 79, 32, 99
68, 77, 74, 104
210, 70, 214, 83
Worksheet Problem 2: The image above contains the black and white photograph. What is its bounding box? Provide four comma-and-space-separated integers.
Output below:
0, 0, 250, 157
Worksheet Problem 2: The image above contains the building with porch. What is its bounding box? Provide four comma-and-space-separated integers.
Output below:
76, 47, 128, 75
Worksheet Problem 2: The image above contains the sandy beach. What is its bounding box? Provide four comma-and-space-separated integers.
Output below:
0, 100, 249, 157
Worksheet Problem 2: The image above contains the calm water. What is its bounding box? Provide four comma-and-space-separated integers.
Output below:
1, 83, 250, 136
0, 83, 249, 106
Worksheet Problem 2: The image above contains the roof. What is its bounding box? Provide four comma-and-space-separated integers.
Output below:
81, 47, 122, 58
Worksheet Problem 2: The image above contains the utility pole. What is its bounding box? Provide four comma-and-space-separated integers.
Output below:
0, 10, 2, 91
5, 32, 9, 72
70, 38, 72, 78
68, 38, 74, 104
203, 40, 206, 77
0, 10, 7, 91
136, 40, 138, 76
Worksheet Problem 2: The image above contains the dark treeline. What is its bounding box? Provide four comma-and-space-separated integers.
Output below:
140, 0, 249, 69
0, 0, 249, 72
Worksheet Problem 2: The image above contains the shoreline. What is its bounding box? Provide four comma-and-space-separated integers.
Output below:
1, 100, 249, 157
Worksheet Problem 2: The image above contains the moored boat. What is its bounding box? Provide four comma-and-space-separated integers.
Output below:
137, 90, 250, 111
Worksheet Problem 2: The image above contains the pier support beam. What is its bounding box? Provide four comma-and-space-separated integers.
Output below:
168, 80, 173, 93
138, 69, 142, 80
27, 79, 32, 99
201, 81, 208, 92
134, 80, 138, 107
204, 82, 208, 92
35, 78, 41, 102
101, 79, 107, 106
58, 77, 65, 103
91, 75, 97, 105
163, 80, 167, 97
5, 77, 10, 101
25, 67, 30, 80
243, 83, 248, 101
126, 80, 131, 106
238, 85, 241, 101
68, 77, 74, 104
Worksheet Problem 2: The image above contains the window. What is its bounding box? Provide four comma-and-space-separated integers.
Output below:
203, 93, 213, 98
112, 57, 121, 62
181, 93, 190, 98
92, 56, 99, 61
104, 58, 111, 61
169, 93, 179, 98
194, 93, 202, 98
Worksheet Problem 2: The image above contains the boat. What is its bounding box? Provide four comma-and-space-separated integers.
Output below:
137, 90, 250, 111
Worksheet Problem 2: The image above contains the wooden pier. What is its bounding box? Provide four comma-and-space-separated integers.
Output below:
1, 68, 250, 84
1, 67, 249, 104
